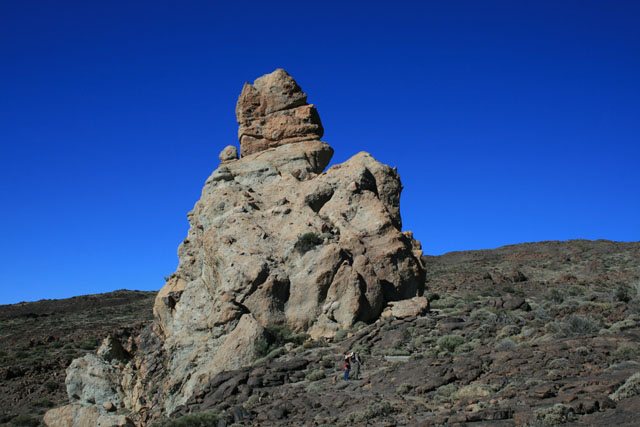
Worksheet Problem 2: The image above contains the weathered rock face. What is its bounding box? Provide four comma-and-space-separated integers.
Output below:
236, 69, 324, 157
45, 69, 425, 424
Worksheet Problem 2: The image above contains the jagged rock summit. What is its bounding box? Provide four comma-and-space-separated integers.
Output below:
45, 69, 426, 425
236, 68, 324, 156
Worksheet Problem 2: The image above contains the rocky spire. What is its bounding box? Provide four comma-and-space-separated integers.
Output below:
236, 69, 324, 157
46, 70, 426, 423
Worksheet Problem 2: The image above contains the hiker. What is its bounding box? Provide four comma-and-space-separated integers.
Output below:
351, 351, 362, 380
343, 353, 351, 380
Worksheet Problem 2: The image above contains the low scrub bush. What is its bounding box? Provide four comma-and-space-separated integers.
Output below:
30, 398, 53, 408
372, 348, 410, 357
345, 401, 394, 423
532, 404, 576, 425
9, 415, 40, 427
471, 308, 498, 323
610, 372, 640, 401
44, 379, 59, 392
437, 335, 465, 353
436, 383, 457, 399
547, 288, 566, 304
452, 383, 490, 401
305, 369, 325, 381
396, 383, 413, 394
615, 285, 634, 303
557, 315, 600, 337
613, 344, 640, 359
494, 339, 517, 351
244, 394, 260, 410
152, 411, 222, 427
333, 330, 348, 341
255, 325, 308, 357
430, 297, 459, 310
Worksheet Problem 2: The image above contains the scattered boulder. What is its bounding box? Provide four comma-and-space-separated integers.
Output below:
219, 145, 239, 162
382, 296, 429, 319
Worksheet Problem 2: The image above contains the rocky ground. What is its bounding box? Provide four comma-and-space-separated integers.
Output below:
0, 290, 156, 426
2, 240, 640, 426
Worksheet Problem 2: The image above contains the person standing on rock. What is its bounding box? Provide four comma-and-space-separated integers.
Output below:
351, 351, 362, 380
344, 353, 351, 381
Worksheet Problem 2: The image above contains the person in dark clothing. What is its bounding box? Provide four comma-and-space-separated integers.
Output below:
351, 351, 362, 379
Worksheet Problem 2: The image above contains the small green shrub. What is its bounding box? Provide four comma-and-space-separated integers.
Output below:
494, 339, 517, 351
430, 297, 459, 309
470, 309, 497, 323
568, 285, 585, 296
255, 325, 308, 357
151, 410, 222, 427
294, 232, 323, 254
303, 339, 327, 349
533, 404, 576, 425
244, 394, 261, 409
547, 288, 565, 304
333, 330, 348, 341
613, 344, 640, 359
30, 398, 54, 408
548, 358, 569, 369
0, 350, 7, 358
610, 372, 640, 401
306, 382, 323, 393
372, 348, 410, 357
436, 383, 457, 398
306, 369, 325, 381
426, 292, 440, 301
345, 401, 394, 423
253, 347, 284, 365
452, 383, 490, 400
557, 315, 600, 337
76, 338, 97, 350
396, 383, 413, 394
615, 285, 634, 303
9, 415, 40, 427
437, 335, 465, 353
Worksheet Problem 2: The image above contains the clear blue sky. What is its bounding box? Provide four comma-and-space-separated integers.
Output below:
1, 1, 639, 304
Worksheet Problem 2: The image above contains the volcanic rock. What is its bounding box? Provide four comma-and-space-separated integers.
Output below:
236, 69, 324, 156
45, 69, 425, 423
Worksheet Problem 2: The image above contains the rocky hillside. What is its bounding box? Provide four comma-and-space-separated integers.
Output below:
2, 240, 640, 426
0, 290, 156, 426
158, 239, 640, 426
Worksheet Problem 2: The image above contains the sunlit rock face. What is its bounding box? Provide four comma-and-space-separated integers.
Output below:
45, 69, 425, 423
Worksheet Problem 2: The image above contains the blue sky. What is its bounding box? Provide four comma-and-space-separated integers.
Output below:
1, 1, 639, 304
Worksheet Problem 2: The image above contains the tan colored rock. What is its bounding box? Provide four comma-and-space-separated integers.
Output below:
51, 69, 426, 418
65, 354, 123, 408
382, 296, 430, 319
236, 69, 323, 156
44, 403, 133, 427
218, 145, 238, 163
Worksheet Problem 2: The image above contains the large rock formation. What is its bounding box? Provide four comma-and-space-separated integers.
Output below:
45, 69, 425, 425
